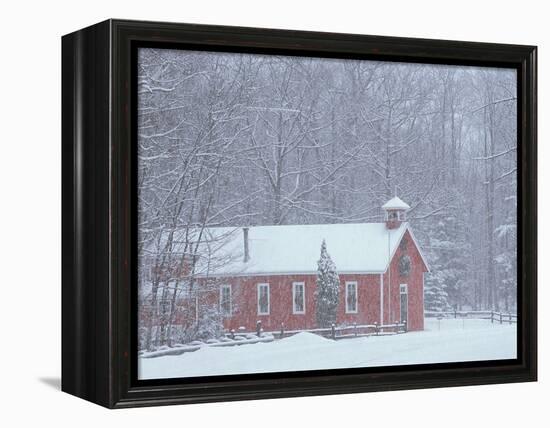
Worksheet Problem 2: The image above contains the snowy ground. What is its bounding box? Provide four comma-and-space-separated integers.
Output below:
138, 318, 517, 380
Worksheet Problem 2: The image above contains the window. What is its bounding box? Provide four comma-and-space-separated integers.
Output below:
219, 284, 232, 317
345, 281, 358, 313
292, 282, 305, 314
257, 283, 270, 315
400, 284, 408, 324
159, 299, 171, 315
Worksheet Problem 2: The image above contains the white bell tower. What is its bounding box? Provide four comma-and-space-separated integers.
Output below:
382, 196, 410, 229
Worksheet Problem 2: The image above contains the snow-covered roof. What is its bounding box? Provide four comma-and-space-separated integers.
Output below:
382, 196, 411, 211
161, 222, 425, 277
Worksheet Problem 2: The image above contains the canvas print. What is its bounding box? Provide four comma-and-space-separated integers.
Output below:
136, 48, 517, 380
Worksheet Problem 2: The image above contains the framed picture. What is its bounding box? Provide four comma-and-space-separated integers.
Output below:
62, 19, 537, 408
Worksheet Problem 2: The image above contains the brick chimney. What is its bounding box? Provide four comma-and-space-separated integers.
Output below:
243, 227, 250, 262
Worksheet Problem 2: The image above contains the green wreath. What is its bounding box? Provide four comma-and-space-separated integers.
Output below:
398, 254, 411, 277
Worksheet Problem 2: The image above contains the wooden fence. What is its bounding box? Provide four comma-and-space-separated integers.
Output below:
425, 310, 517, 324
226, 320, 408, 341
141, 320, 408, 358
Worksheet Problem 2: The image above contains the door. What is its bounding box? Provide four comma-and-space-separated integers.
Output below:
400, 284, 408, 324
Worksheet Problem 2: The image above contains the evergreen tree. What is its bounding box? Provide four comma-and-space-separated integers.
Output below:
494, 195, 517, 312
424, 275, 451, 312
315, 240, 340, 327
424, 213, 471, 312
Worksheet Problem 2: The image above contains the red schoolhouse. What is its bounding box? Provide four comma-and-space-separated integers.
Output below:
204, 197, 429, 332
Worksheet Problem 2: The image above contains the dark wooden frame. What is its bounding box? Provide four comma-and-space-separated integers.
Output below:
62, 19, 537, 408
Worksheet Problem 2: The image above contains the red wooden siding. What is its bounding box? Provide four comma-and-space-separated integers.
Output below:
223, 275, 317, 331
336, 274, 381, 326
220, 273, 384, 332
142, 226, 427, 334
382, 230, 425, 330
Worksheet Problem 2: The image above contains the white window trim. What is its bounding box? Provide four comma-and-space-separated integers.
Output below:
219, 284, 232, 317
345, 281, 358, 314
257, 283, 270, 315
159, 299, 171, 315
400, 284, 408, 294
292, 282, 306, 314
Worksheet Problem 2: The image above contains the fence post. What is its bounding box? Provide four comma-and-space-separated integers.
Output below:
454, 309, 457, 319
508, 313, 512, 325
374, 322, 379, 336
230, 329, 235, 340
490, 311, 494, 324
331, 323, 336, 340
354, 322, 357, 337
280, 322, 285, 338
395, 320, 399, 334
256, 320, 262, 337
403, 320, 407, 333
499, 313, 502, 324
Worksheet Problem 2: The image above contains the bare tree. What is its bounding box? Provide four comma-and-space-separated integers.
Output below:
136, 48, 518, 349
